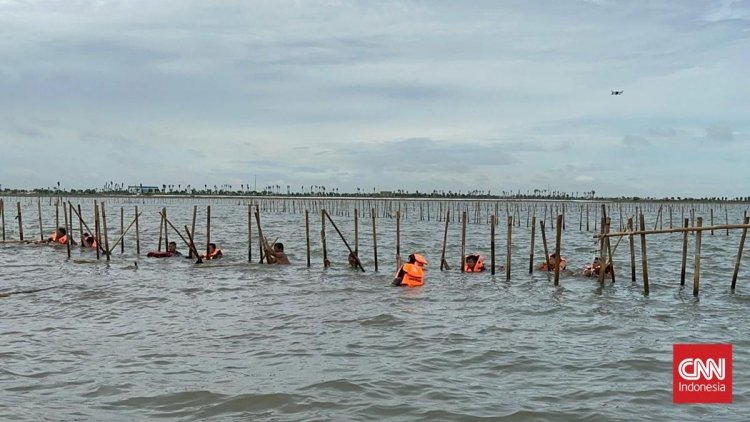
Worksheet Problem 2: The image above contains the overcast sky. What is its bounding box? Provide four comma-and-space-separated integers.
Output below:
1, 0, 748, 197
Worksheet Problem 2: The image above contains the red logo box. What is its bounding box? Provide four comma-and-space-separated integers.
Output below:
673, 343, 732, 404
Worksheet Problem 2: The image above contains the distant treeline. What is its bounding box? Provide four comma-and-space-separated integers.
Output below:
0, 187, 748, 203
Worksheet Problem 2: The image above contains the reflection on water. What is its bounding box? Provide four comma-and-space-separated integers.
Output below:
1, 198, 749, 420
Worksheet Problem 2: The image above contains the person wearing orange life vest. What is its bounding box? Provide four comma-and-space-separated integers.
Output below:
464, 254, 486, 272
539, 253, 567, 271
202, 242, 223, 260
47, 227, 75, 245
392, 253, 428, 287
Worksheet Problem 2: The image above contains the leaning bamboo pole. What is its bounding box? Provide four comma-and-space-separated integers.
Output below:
440, 210, 450, 271
554, 215, 562, 286
529, 216, 536, 274
371, 208, 378, 272
540, 220, 550, 271
323, 209, 365, 272
628, 217, 636, 282
506, 215, 512, 280
37, 199, 44, 241
101, 202, 110, 262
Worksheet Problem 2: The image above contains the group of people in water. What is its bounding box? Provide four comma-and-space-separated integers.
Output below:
44, 226, 289, 264
45, 226, 611, 285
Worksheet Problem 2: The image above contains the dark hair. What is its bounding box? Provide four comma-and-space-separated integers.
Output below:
209, 243, 217, 249
274, 242, 284, 251
408, 253, 416, 263
169, 241, 177, 247
58, 227, 67, 236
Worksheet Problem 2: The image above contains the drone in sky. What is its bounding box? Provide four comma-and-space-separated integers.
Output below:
611, 90, 624, 95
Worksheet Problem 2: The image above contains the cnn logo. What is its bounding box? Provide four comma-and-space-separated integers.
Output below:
673, 344, 732, 404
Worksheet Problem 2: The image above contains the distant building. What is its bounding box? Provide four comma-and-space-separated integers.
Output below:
128, 185, 160, 194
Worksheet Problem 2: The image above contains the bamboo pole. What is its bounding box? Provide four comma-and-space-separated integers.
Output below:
247, 204, 258, 260
396, 210, 401, 270
162, 207, 168, 251
55, 202, 59, 233
0, 199, 5, 241
107, 212, 142, 254
120, 207, 125, 253
726, 208, 730, 236
693, 217, 703, 296
606, 216, 616, 283
101, 202, 110, 261
639, 213, 649, 295
205, 205, 211, 257
731, 216, 750, 290
191, 205, 197, 258
460, 211, 467, 272
553, 215, 562, 286
135, 206, 141, 254
540, 220, 550, 270
77, 204, 83, 243
371, 208, 378, 272
64, 202, 71, 259
321, 209, 328, 267
157, 212, 164, 252
354, 208, 359, 256
305, 209, 310, 267
598, 217, 608, 285
628, 217, 636, 282
529, 216, 536, 274
490, 214, 496, 275
37, 199, 44, 241
440, 210, 450, 271
16, 202, 24, 241
184, 225, 203, 264
506, 215, 512, 280
324, 209, 365, 272
680, 218, 689, 286
94, 202, 101, 260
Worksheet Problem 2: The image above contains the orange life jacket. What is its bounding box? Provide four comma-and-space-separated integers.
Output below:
400, 263, 425, 287
202, 249, 223, 260
50, 232, 67, 245
464, 255, 485, 272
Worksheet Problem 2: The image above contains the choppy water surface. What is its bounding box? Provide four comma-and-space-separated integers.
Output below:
2, 197, 749, 421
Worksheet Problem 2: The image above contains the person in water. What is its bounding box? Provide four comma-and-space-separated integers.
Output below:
202, 243, 223, 260
392, 253, 428, 287
267, 242, 290, 265
47, 227, 76, 245
464, 253, 486, 272
348, 251, 359, 268
539, 253, 567, 271
81, 232, 97, 249
583, 257, 613, 278
167, 241, 182, 257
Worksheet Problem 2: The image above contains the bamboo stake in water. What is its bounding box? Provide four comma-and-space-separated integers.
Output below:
529, 216, 536, 274
120, 207, 125, 253
506, 215, 512, 280
440, 210, 450, 271
321, 209, 328, 268
598, 217, 608, 285
396, 210, 401, 270
461, 211, 467, 272
731, 216, 750, 290
16, 202, 24, 241
162, 207, 168, 251
38, 199, 44, 241
77, 204, 83, 244
628, 217, 636, 281
680, 218, 689, 286
490, 214, 496, 275
135, 206, 141, 254
94, 202, 101, 260
553, 215, 562, 286
191, 205, 197, 258
101, 202, 110, 261
354, 208, 359, 256
64, 202, 71, 259
55, 202, 59, 233
248, 204, 253, 262
692, 217, 703, 296
540, 220, 550, 271
639, 213, 649, 295
157, 213, 164, 251
205, 205, 211, 258
371, 208, 378, 272
305, 209, 310, 267
1, 199, 5, 241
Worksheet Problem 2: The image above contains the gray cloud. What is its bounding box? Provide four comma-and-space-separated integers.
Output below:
622, 135, 650, 146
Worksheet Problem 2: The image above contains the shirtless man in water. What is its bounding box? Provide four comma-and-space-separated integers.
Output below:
267, 242, 290, 265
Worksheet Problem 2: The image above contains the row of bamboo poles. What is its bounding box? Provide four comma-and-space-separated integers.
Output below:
1, 198, 748, 296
